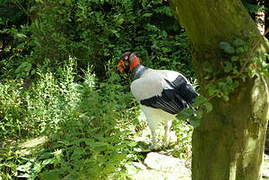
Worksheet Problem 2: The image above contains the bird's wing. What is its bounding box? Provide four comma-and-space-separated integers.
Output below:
130, 71, 164, 100
157, 70, 198, 105
131, 70, 198, 114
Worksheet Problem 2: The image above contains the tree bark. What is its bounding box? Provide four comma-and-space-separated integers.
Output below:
170, 0, 269, 180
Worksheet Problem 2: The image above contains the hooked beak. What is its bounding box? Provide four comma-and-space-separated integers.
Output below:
117, 60, 125, 73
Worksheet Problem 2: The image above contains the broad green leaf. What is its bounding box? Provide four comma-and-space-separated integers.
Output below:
204, 102, 213, 113
143, 13, 152, 17
219, 41, 235, 54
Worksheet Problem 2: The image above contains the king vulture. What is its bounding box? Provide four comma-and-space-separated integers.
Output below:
117, 52, 198, 148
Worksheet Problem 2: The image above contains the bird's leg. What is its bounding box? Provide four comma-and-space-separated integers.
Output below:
150, 129, 157, 146
147, 119, 159, 149
163, 120, 172, 146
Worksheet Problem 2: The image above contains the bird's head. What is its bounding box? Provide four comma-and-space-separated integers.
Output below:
117, 52, 140, 73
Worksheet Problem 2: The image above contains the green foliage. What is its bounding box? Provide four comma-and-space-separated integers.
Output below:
0, 79, 29, 138
172, 120, 193, 159
192, 35, 268, 128
201, 36, 268, 103
197, 0, 269, 114
242, 0, 268, 14
0, 0, 193, 79
0, 61, 142, 179
219, 42, 235, 54
0, 56, 194, 180
0, 0, 195, 178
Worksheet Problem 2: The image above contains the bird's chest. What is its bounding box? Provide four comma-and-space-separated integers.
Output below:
140, 105, 176, 124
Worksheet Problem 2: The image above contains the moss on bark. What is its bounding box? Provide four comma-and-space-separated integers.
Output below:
170, 0, 269, 179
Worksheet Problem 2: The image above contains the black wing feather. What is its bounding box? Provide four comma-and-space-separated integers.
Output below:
140, 75, 198, 114
165, 76, 198, 104
140, 89, 188, 114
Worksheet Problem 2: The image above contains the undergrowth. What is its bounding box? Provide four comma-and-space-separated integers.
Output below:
0, 60, 141, 179
0, 59, 193, 179
0, 60, 193, 179
0, 1, 194, 178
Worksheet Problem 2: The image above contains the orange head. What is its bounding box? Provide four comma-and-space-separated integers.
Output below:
117, 52, 140, 73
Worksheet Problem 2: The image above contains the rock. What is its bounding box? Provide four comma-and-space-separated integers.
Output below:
127, 153, 269, 180
127, 152, 191, 180
132, 162, 148, 170
144, 152, 190, 174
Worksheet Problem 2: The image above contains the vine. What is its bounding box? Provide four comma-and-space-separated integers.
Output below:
205, 31, 268, 101
180, 30, 269, 127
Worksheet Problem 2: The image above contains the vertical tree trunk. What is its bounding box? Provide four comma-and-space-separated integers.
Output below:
170, 0, 269, 180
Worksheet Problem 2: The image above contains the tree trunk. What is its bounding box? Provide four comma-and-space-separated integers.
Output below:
170, 0, 269, 180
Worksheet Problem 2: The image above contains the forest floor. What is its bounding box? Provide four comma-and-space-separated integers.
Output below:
126, 125, 269, 180
126, 151, 269, 180
127, 126, 269, 180
13, 132, 269, 180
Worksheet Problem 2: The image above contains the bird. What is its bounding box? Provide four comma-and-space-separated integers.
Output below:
117, 52, 198, 149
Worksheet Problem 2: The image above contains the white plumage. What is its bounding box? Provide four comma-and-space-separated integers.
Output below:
131, 70, 190, 100
117, 52, 198, 148
131, 69, 194, 147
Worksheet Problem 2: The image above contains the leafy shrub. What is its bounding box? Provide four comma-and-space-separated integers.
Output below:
0, 0, 196, 179
0, 0, 193, 80
0, 80, 28, 138
0, 60, 143, 179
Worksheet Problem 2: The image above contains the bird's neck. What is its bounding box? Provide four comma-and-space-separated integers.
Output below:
131, 64, 148, 80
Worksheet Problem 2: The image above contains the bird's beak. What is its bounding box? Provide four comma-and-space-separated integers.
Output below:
117, 60, 125, 73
